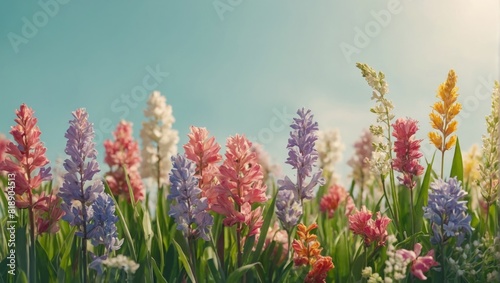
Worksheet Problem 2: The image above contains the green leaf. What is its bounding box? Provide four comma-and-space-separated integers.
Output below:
450, 138, 463, 182
227, 262, 263, 283
151, 258, 168, 283
35, 241, 56, 282
250, 193, 277, 263
172, 240, 196, 283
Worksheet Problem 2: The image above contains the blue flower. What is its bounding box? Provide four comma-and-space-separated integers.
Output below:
423, 177, 472, 245
87, 193, 123, 252
275, 189, 303, 231
168, 154, 213, 241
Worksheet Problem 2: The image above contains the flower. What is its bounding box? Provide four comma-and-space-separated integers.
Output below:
479, 81, 499, 206
397, 243, 439, 280
0, 104, 52, 205
34, 193, 64, 235
58, 109, 122, 273
102, 255, 140, 274
347, 129, 374, 189
319, 184, 348, 218
391, 118, 424, 189
0, 134, 9, 165
383, 235, 410, 281
428, 70, 462, 152
292, 223, 334, 283
357, 63, 395, 176
250, 142, 281, 184
211, 135, 267, 229
183, 126, 222, 201
349, 206, 391, 247
140, 91, 179, 188
168, 154, 213, 241
279, 108, 324, 201
104, 121, 144, 202
423, 177, 472, 245
316, 129, 344, 184
275, 189, 303, 231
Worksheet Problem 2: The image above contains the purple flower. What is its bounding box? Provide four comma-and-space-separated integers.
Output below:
276, 108, 324, 230
58, 109, 122, 274
168, 154, 213, 241
423, 177, 472, 245
275, 189, 303, 231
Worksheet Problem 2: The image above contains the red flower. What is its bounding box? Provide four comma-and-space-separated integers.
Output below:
392, 118, 424, 189
319, 184, 348, 218
349, 206, 391, 247
305, 256, 334, 283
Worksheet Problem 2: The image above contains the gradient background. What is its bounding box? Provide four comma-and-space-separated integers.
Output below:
1, 0, 499, 184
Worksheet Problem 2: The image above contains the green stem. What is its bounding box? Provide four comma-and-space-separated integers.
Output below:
440, 150, 445, 179
410, 188, 415, 246
380, 175, 398, 230
28, 203, 36, 283
188, 237, 198, 283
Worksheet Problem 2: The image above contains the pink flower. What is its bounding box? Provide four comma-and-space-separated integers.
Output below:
348, 206, 391, 247
0, 134, 8, 165
183, 126, 222, 200
0, 104, 52, 198
104, 121, 144, 202
320, 184, 348, 218
392, 118, 424, 189
211, 135, 267, 227
397, 243, 439, 280
34, 193, 64, 235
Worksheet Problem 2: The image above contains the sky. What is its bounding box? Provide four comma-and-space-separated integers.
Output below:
0, 0, 499, 186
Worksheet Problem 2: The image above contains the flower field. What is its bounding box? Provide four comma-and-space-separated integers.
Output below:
0, 63, 499, 283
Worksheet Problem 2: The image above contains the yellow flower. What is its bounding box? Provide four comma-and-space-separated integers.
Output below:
428, 70, 461, 152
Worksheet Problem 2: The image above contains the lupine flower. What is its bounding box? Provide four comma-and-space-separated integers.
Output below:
357, 63, 394, 176
428, 70, 461, 153
391, 118, 424, 190
276, 109, 324, 231
140, 91, 179, 188
348, 206, 391, 247
251, 142, 281, 184
319, 184, 348, 218
292, 223, 334, 283
397, 243, 439, 280
316, 129, 344, 185
211, 135, 267, 228
0, 104, 52, 205
168, 154, 213, 241
479, 81, 499, 206
104, 121, 144, 202
423, 177, 472, 245
347, 129, 374, 189
58, 109, 122, 273
183, 126, 222, 200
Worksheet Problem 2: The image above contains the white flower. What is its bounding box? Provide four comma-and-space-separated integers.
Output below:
140, 91, 179, 187
316, 128, 344, 184
102, 255, 140, 274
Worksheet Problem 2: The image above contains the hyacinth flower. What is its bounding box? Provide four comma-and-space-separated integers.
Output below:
0, 134, 8, 165
0, 104, 58, 283
104, 121, 144, 202
348, 206, 391, 247
276, 108, 324, 232
423, 177, 471, 277
58, 109, 123, 282
316, 128, 344, 185
347, 129, 374, 198
397, 243, 439, 280
292, 223, 334, 283
140, 91, 179, 189
319, 184, 348, 218
428, 70, 462, 178
250, 142, 281, 185
183, 126, 222, 202
210, 134, 267, 267
168, 154, 213, 241
479, 81, 499, 227
357, 63, 400, 230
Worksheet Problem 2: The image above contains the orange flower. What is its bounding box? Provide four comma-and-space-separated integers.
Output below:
305, 256, 334, 283
428, 70, 461, 152
292, 223, 322, 266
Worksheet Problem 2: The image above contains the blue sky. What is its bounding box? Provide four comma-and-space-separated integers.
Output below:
0, 0, 498, 185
